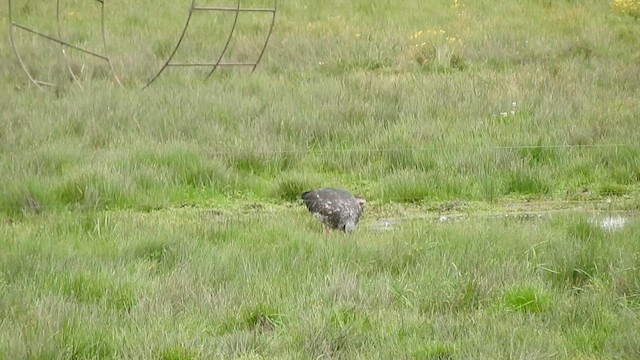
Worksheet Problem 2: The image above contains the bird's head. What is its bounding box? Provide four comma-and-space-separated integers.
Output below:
344, 221, 357, 233
355, 196, 367, 210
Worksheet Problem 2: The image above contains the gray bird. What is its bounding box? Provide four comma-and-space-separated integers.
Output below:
301, 188, 366, 234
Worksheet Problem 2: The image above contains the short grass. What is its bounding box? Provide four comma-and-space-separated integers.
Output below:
1, 0, 640, 358
1, 209, 639, 358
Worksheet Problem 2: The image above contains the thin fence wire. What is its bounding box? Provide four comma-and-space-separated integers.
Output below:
3, 143, 637, 158
1, 143, 638, 213
200, 143, 636, 156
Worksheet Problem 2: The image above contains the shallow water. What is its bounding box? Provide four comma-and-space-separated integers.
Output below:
590, 215, 627, 231
369, 210, 636, 232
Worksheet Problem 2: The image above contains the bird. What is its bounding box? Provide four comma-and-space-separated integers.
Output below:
301, 188, 366, 234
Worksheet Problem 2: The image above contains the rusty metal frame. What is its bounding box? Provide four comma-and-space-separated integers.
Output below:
7, 0, 121, 89
8, 0, 276, 90
143, 0, 277, 89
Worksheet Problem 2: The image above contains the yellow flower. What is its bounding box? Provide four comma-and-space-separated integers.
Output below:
451, 0, 466, 9
612, 0, 640, 15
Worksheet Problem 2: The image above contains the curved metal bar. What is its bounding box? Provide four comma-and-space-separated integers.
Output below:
8, 0, 275, 89
251, 0, 277, 72
8, 0, 46, 88
57, 0, 83, 88
204, 0, 241, 80
99, 0, 122, 86
143, 0, 197, 89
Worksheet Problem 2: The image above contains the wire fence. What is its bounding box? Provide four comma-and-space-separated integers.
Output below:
3, 142, 638, 158
1, 142, 638, 214
198, 143, 637, 156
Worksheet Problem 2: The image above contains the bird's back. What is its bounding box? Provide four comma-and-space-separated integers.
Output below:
301, 188, 362, 230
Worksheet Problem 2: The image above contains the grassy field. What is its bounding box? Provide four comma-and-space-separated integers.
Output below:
1, 0, 640, 358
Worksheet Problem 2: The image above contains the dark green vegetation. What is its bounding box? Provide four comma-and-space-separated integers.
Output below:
1, 0, 639, 358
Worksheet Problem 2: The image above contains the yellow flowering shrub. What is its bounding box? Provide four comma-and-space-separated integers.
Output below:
408, 29, 464, 70
405, 0, 468, 71
612, 0, 640, 18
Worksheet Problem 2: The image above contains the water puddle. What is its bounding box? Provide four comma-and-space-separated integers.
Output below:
589, 215, 627, 232
369, 211, 636, 232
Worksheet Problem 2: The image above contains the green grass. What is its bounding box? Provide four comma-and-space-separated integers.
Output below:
1, 0, 640, 358
1, 0, 640, 210
1, 210, 639, 358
